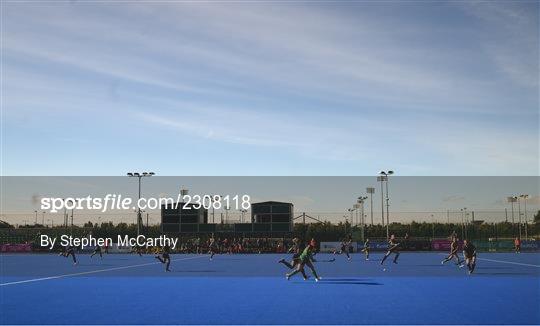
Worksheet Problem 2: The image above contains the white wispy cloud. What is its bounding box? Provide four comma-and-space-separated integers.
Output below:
455, 1, 539, 88
5, 2, 536, 113
2, 1, 538, 175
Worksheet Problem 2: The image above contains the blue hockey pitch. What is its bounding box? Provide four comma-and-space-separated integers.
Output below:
1, 252, 539, 324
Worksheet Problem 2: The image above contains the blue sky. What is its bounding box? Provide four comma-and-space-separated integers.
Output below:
1, 1, 538, 176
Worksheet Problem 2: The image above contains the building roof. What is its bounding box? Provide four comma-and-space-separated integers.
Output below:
251, 201, 293, 206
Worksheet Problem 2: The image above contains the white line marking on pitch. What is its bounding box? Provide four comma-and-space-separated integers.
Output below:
438, 253, 540, 268
0, 255, 209, 287
476, 257, 540, 268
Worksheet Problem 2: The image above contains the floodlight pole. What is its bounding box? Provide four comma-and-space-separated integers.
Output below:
379, 171, 393, 239
511, 198, 515, 236
357, 197, 367, 242
377, 176, 385, 227
507, 196, 516, 236
63, 202, 68, 227
70, 206, 74, 235
521, 195, 528, 240
517, 196, 522, 240
64, 198, 78, 235
385, 179, 390, 229
127, 172, 155, 237
361, 200, 365, 241
366, 187, 375, 226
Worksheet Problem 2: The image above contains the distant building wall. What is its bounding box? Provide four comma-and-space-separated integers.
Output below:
251, 201, 293, 232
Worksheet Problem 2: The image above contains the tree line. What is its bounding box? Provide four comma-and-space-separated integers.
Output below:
2, 210, 538, 242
